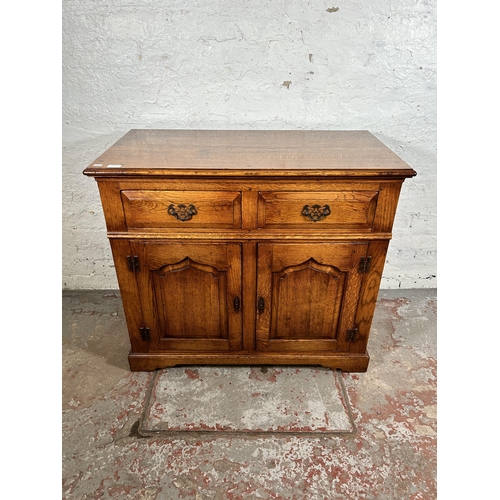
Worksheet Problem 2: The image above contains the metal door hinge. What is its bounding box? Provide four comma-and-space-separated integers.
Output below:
347, 328, 358, 342
359, 256, 372, 274
140, 327, 150, 342
127, 255, 139, 272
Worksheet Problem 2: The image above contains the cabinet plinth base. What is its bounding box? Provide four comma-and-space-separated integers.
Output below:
128, 352, 370, 372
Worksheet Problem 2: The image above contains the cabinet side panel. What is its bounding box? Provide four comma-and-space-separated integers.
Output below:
96, 180, 127, 232
109, 239, 147, 353
351, 240, 390, 354
372, 182, 403, 233
335, 259, 366, 353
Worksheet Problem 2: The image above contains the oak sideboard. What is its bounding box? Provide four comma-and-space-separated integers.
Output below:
83, 130, 416, 372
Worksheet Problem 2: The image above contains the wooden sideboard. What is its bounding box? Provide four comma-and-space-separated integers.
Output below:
83, 130, 416, 372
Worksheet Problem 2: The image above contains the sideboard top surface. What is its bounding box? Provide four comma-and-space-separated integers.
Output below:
83, 129, 416, 179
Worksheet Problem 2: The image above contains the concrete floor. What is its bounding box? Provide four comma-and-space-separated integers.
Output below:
62, 288, 437, 499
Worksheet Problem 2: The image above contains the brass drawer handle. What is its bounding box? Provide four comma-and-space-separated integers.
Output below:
301, 204, 331, 222
167, 203, 198, 221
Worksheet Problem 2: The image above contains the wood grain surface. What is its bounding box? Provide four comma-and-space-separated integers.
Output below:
84, 129, 416, 178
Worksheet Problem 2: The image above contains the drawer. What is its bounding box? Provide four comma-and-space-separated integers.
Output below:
257, 190, 379, 230
121, 190, 242, 229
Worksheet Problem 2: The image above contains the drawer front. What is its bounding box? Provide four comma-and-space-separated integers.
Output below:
121, 190, 242, 229
257, 190, 379, 230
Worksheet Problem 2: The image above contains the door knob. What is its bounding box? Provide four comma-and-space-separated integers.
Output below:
257, 297, 265, 314
233, 296, 241, 312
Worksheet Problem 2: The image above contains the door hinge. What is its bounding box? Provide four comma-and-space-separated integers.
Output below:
127, 255, 139, 272
346, 328, 358, 342
359, 256, 372, 273
140, 327, 150, 342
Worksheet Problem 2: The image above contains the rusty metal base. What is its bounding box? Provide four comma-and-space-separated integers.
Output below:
138, 367, 356, 437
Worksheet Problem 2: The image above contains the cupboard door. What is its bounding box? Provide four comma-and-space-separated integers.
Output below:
256, 243, 368, 353
131, 242, 242, 352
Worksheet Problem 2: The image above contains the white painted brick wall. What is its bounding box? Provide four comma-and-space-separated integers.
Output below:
62, 0, 436, 290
